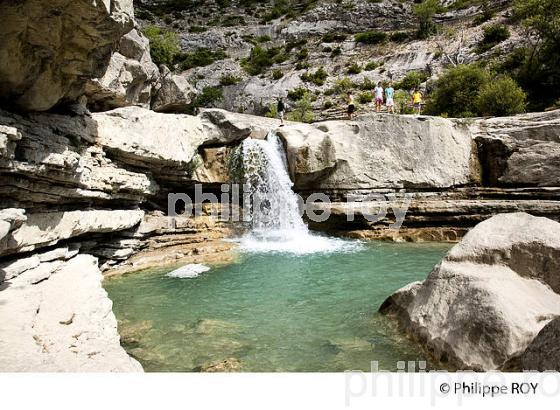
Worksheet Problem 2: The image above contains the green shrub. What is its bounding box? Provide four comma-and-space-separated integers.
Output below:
296, 48, 309, 60
357, 78, 375, 91
390, 31, 410, 42
476, 76, 526, 116
347, 62, 362, 74
354, 31, 387, 44
286, 93, 314, 123
477, 24, 510, 54
272, 69, 284, 80
330, 47, 342, 57
285, 38, 307, 52
394, 71, 429, 90
287, 87, 308, 101
241, 45, 287, 75
394, 90, 414, 114
265, 102, 278, 118
322, 99, 334, 109
300, 66, 328, 86
358, 92, 373, 104
334, 77, 355, 93
177, 48, 228, 70
412, 0, 442, 39
364, 62, 379, 71
425, 64, 491, 117
256, 35, 272, 43
295, 61, 310, 70
189, 26, 208, 33
221, 15, 246, 26
143, 26, 181, 66
187, 86, 224, 114
219, 74, 242, 86
322, 46, 332, 53
322, 32, 347, 43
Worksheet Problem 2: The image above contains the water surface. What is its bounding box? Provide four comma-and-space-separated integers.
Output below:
105, 240, 451, 372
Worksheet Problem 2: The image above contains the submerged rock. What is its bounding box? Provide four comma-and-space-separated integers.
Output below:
167, 264, 210, 279
380, 212, 560, 371
195, 357, 242, 372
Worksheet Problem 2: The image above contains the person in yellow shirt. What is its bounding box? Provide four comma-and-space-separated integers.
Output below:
411, 88, 423, 115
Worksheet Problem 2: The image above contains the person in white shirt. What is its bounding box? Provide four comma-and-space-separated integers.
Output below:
373, 82, 384, 113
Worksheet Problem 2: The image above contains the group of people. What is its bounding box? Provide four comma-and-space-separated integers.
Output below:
275, 81, 423, 125
347, 82, 423, 120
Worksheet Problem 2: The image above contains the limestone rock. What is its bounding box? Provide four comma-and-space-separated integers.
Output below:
380, 213, 560, 370
0, 254, 142, 372
472, 110, 560, 187
85, 29, 159, 111
1, 209, 144, 256
519, 317, 560, 371
152, 67, 197, 113
199, 108, 280, 145
0, 0, 134, 111
277, 114, 478, 192
93, 106, 207, 168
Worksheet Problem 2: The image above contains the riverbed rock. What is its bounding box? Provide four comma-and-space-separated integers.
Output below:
85, 29, 159, 111
277, 114, 478, 193
0, 0, 134, 111
380, 212, 560, 370
0, 254, 142, 371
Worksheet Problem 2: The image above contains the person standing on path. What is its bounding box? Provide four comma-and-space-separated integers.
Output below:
385, 82, 395, 114
412, 88, 423, 115
374, 82, 384, 113
277, 97, 286, 126
347, 91, 355, 120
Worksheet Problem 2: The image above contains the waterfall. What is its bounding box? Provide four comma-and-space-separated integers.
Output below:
232, 131, 362, 255
240, 132, 307, 235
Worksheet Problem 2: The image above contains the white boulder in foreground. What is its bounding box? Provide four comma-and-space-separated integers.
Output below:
380, 212, 560, 370
0, 254, 142, 372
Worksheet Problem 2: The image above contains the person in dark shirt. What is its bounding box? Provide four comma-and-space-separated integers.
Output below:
277, 97, 286, 126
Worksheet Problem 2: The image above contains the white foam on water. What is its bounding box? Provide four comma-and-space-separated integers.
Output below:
235, 132, 363, 255
167, 264, 210, 279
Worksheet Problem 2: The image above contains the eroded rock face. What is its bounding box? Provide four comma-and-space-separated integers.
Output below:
85, 29, 159, 111
0, 254, 142, 372
471, 110, 560, 187
277, 114, 478, 192
151, 66, 197, 113
0, 0, 134, 111
380, 213, 560, 370
1, 209, 144, 256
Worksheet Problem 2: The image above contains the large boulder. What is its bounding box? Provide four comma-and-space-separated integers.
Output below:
0, 0, 134, 111
151, 67, 197, 113
380, 212, 560, 370
472, 110, 560, 187
277, 114, 478, 193
84, 29, 159, 111
92, 106, 207, 168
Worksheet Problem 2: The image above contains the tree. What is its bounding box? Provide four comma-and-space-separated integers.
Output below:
512, 0, 560, 109
412, 0, 442, 39
425, 65, 491, 117
476, 76, 527, 116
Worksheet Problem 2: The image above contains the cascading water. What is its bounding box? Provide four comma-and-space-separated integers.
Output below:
233, 131, 361, 254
